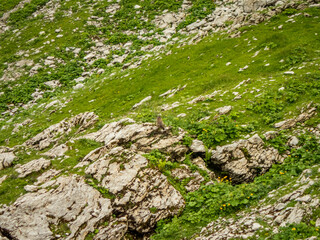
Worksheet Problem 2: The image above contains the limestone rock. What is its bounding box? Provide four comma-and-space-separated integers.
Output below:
43, 144, 68, 158
94, 217, 128, 240
0, 175, 7, 185
274, 105, 317, 129
216, 105, 232, 115
0, 148, 15, 170
190, 139, 206, 153
16, 158, 51, 178
132, 96, 152, 109
0, 175, 113, 240
209, 134, 282, 183
288, 136, 299, 147
81, 118, 185, 152
24, 112, 98, 150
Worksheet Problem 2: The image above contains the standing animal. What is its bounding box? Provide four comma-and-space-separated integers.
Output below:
156, 116, 165, 130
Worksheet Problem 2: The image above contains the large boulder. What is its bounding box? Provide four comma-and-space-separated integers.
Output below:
0, 175, 113, 240
209, 134, 283, 183
0, 148, 15, 170
15, 158, 51, 178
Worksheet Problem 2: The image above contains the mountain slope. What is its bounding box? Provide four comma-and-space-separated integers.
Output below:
0, 0, 320, 240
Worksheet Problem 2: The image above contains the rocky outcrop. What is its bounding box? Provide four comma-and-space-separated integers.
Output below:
209, 134, 283, 183
15, 158, 51, 178
0, 175, 113, 240
275, 105, 317, 129
195, 168, 319, 240
81, 118, 185, 153
0, 148, 15, 170
42, 144, 69, 158
0, 118, 204, 238
24, 112, 98, 150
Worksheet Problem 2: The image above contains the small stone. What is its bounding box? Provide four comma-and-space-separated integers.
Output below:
132, 96, 152, 109
215, 106, 232, 115
288, 136, 299, 147
73, 83, 84, 90
190, 140, 206, 153
284, 71, 295, 75
252, 223, 261, 231
177, 113, 186, 118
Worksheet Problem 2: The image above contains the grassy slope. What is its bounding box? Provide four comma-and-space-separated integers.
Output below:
0, 2, 319, 239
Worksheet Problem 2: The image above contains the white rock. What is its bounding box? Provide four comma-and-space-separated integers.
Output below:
177, 113, 187, 118
73, 83, 84, 90
0, 175, 7, 185
0, 151, 16, 170
190, 140, 206, 153
132, 96, 152, 109
84, 53, 96, 60
288, 136, 299, 147
252, 223, 261, 231
16, 158, 51, 178
284, 71, 295, 75
215, 106, 232, 115
296, 195, 311, 203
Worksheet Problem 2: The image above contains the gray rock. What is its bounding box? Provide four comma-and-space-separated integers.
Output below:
190, 140, 206, 153
16, 158, 51, 178
0, 175, 113, 240
43, 144, 68, 158
73, 83, 84, 90
210, 134, 282, 183
288, 136, 299, 147
0, 175, 7, 185
316, 218, 320, 227
252, 222, 262, 230
0, 149, 16, 170
284, 207, 305, 225
24, 112, 98, 150
132, 96, 152, 109
215, 105, 232, 115
274, 105, 317, 129
296, 195, 312, 203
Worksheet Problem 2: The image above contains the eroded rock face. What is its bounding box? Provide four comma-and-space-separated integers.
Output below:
24, 112, 98, 150
15, 158, 51, 178
0, 118, 194, 238
209, 134, 283, 183
274, 105, 317, 129
81, 118, 185, 152
242, 0, 278, 13
115, 168, 185, 233
0, 148, 15, 170
0, 175, 113, 240
42, 144, 68, 158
